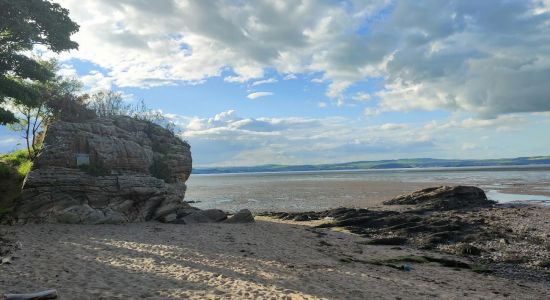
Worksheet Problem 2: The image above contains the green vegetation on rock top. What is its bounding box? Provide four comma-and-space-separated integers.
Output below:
0, 149, 33, 216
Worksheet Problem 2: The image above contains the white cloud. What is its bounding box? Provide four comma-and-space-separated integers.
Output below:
251, 78, 278, 86
379, 123, 406, 130
51, 0, 550, 117
283, 74, 297, 80
57, 64, 78, 78
167, 110, 441, 166
364, 107, 382, 116
311, 78, 324, 83
247, 92, 273, 100
352, 92, 371, 102
158, 110, 550, 166
80, 70, 114, 93
317, 102, 327, 108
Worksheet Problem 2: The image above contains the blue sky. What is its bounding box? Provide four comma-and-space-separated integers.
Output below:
2, 0, 550, 167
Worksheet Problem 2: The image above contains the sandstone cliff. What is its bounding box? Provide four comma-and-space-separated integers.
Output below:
15, 116, 193, 224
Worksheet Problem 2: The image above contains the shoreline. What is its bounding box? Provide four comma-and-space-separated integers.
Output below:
192, 163, 550, 176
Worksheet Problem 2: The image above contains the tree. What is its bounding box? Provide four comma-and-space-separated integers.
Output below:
0, 0, 79, 124
87, 90, 130, 118
8, 60, 95, 160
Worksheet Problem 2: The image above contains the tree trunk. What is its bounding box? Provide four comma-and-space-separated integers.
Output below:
2, 289, 57, 300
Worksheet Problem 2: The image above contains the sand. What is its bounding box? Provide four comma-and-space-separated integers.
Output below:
1, 220, 549, 299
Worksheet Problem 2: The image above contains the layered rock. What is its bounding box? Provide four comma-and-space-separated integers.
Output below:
15, 116, 193, 224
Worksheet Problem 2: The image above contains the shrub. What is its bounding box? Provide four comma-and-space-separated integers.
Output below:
16, 160, 33, 178
149, 157, 171, 182
1, 149, 30, 165
0, 150, 33, 179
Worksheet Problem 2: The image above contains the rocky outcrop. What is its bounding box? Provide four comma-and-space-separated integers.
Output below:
383, 186, 493, 210
15, 116, 193, 224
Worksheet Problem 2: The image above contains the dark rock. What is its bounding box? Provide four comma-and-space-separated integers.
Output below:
225, 209, 254, 223
367, 237, 408, 245
178, 210, 213, 224
383, 186, 494, 210
458, 244, 483, 256
202, 209, 228, 222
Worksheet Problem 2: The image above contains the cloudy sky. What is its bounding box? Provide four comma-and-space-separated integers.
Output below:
2, 0, 550, 167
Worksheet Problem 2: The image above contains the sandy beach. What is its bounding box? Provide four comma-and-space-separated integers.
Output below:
1, 216, 549, 299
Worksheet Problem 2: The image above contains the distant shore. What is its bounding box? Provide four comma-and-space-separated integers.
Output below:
193, 156, 550, 174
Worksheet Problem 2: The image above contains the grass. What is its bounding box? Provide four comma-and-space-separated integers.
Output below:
17, 160, 32, 177
0, 149, 34, 218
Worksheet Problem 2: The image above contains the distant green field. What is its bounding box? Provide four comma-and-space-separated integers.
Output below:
193, 156, 550, 174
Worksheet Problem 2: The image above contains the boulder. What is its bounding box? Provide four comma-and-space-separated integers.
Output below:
202, 209, 228, 222
165, 208, 228, 224
178, 210, 213, 224
15, 116, 193, 224
225, 209, 254, 223
383, 186, 494, 210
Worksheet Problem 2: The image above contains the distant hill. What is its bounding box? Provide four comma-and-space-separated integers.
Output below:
193, 156, 550, 174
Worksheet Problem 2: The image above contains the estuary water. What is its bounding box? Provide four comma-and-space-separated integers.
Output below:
185, 165, 550, 212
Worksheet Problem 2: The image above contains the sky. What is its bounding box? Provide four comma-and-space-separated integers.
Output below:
2, 0, 550, 167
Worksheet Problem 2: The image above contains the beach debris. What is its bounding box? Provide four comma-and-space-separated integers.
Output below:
2, 289, 58, 300
400, 264, 412, 271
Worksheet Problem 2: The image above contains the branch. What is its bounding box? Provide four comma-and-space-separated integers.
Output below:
2, 289, 58, 300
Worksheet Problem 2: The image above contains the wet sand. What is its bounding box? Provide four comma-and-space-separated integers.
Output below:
187, 178, 550, 212
1, 221, 549, 299
188, 180, 443, 212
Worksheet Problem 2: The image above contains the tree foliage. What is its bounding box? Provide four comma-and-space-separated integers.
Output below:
7, 60, 95, 160
0, 0, 79, 124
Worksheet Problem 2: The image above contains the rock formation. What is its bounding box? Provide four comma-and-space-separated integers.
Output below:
383, 185, 493, 210
15, 116, 194, 224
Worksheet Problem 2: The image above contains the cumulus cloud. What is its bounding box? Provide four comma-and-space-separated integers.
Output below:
52, 0, 550, 117
168, 110, 438, 166
247, 92, 273, 100
80, 70, 114, 93
157, 110, 550, 166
